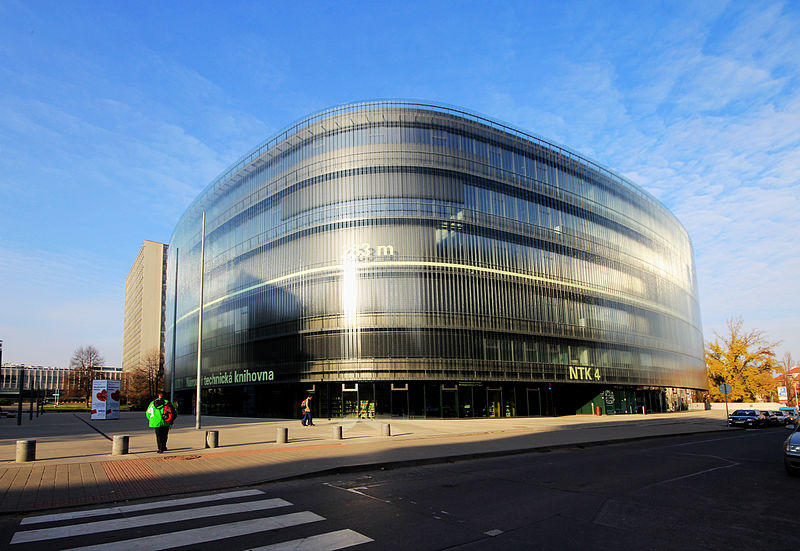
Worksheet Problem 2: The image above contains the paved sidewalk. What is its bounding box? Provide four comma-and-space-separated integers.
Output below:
0, 410, 730, 514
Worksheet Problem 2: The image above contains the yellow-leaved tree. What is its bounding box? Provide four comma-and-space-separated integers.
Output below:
706, 317, 779, 402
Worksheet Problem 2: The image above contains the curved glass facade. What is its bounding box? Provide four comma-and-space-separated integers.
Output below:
165, 101, 705, 418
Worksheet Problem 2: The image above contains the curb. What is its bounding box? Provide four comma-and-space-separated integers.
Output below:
263, 427, 733, 482
0, 427, 731, 515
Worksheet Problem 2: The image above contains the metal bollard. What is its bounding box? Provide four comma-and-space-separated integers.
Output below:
112, 435, 129, 456
381, 423, 391, 437
332, 425, 343, 440
276, 427, 288, 444
205, 430, 219, 448
16, 440, 36, 462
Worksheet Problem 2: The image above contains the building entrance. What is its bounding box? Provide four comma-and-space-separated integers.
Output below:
488, 389, 502, 418
390, 385, 408, 417
527, 388, 542, 416
342, 386, 358, 418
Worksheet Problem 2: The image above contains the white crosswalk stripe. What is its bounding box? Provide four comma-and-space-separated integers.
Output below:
10, 492, 373, 551
21, 489, 266, 525
245, 529, 374, 551
11, 497, 292, 544
62, 511, 326, 551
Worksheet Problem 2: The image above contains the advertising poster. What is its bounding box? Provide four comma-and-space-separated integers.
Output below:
91, 380, 107, 420
106, 380, 121, 419
91, 380, 121, 420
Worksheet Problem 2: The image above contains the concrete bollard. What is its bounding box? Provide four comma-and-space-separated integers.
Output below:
332, 425, 343, 440
16, 440, 36, 462
205, 430, 219, 448
276, 427, 288, 444
381, 423, 391, 437
112, 435, 129, 456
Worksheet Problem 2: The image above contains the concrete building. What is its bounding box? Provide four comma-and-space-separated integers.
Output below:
123, 240, 168, 372
165, 101, 705, 418
0, 364, 123, 402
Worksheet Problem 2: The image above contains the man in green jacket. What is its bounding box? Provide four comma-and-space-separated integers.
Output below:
146, 391, 177, 453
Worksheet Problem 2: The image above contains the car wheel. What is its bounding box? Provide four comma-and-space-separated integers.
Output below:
786, 461, 799, 476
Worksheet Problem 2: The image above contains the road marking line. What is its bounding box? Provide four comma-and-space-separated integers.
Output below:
662, 432, 774, 448
11, 497, 291, 544
60, 511, 325, 551
21, 489, 265, 525
653, 460, 740, 486
245, 528, 373, 550
322, 482, 391, 503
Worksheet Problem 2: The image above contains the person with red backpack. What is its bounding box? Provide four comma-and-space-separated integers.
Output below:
146, 390, 177, 453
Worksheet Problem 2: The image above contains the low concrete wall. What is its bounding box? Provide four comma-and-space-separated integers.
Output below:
707, 402, 783, 411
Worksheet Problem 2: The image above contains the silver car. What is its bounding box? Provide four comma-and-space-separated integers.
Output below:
784, 423, 800, 475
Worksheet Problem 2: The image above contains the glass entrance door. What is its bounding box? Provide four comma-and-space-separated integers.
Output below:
442, 388, 458, 418
488, 389, 502, 418
343, 389, 359, 418
527, 388, 542, 416
391, 389, 408, 417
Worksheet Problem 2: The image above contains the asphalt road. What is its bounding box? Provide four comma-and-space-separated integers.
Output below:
3, 426, 798, 551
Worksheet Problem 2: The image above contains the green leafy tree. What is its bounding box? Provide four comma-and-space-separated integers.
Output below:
706, 318, 779, 402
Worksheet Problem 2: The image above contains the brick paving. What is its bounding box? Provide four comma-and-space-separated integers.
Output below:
0, 410, 729, 514
103, 458, 172, 499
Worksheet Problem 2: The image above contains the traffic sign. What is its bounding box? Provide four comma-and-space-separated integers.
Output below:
719, 384, 732, 395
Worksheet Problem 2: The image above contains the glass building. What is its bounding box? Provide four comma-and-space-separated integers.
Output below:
165, 101, 705, 419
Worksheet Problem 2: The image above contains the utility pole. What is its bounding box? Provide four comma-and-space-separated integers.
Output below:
195, 212, 205, 430
171, 248, 179, 405
29, 373, 34, 420
17, 366, 24, 425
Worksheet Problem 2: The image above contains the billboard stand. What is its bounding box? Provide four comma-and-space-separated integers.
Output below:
91, 380, 121, 420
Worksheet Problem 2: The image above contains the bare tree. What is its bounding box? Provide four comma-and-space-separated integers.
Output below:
127, 348, 164, 408
69, 345, 105, 406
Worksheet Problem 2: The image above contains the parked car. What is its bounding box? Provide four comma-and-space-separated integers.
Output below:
779, 407, 798, 424
765, 411, 784, 426
769, 410, 792, 426
784, 423, 800, 475
728, 409, 766, 428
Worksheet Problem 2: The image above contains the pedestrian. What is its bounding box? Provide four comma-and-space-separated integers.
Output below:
300, 394, 314, 426
146, 390, 177, 453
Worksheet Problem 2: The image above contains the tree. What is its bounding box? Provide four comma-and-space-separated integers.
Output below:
706, 318, 780, 402
127, 348, 164, 408
69, 345, 105, 406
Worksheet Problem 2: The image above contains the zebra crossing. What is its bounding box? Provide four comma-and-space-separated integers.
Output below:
9, 489, 373, 551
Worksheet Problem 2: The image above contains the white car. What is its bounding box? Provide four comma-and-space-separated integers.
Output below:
783, 424, 800, 475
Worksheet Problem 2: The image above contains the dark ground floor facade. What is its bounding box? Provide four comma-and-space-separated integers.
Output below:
173, 381, 692, 420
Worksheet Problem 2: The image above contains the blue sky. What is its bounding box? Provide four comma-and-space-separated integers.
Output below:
1, 0, 798, 367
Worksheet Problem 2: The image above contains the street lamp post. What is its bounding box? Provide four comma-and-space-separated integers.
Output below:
793, 374, 799, 410
195, 212, 206, 430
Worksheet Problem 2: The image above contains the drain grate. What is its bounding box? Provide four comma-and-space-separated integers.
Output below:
157, 455, 202, 461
